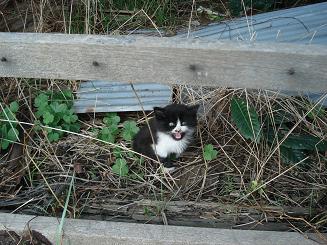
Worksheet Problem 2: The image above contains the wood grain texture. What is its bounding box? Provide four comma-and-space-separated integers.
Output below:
0, 32, 326, 92
0, 213, 322, 245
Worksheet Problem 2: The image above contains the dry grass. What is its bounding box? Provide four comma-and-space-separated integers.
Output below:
1, 79, 326, 235
0, 0, 326, 240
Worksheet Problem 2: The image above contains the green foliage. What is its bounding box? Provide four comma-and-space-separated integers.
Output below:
98, 125, 119, 143
68, 0, 178, 34
0, 101, 20, 150
279, 134, 327, 152
203, 144, 218, 161
97, 113, 120, 143
96, 114, 141, 177
34, 90, 80, 142
249, 180, 266, 196
267, 130, 327, 165
231, 98, 262, 142
306, 103, 326, 120
122, 120, 140, 141
279, 146, 307, 166
103, 113, 121, 125
112, 158, 129, 176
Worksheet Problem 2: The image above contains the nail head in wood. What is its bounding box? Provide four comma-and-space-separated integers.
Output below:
288, 68, 295, 75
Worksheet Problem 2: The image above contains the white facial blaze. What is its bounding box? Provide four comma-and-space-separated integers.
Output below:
172, 119, 181, 133
152, 118, 194, 158
172, 119, 188, 133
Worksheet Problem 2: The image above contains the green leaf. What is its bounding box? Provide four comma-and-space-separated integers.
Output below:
0, 125, 19, 150
1, 140, 10, 150
70, 114, 78, 123
122, 120, 139, 141
7, 128, 19, 141
283, 134, 327, 152
231, 98, 261, 142
280, 146, 308, 165
60, 90, 73, 100
33, 120, 42, 131
2, 106, 16, 121
98, 127, 116, 143
267, 131, 327, 152
109, 124, 119, 135
1, 124, 7, 136
113, 147, 123, 158
48, 132, 60, 142
112, 158, 129, 176
68, 123, 80, 133
43, 111, 54, 124
35, 94, 49, 108
203, 144, 218, 161
9, 101, 19, 113
103, 113, 120, 125
50, 102, 67, 113
62, 112, 78, 124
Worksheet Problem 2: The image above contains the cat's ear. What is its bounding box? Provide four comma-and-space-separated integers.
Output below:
154, 107, 166, 120
189, 104, 200, 113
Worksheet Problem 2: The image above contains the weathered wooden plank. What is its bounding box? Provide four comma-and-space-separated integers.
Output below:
81, 199, 318, 231
0, 32, 326, 92
1, 213, 323, 245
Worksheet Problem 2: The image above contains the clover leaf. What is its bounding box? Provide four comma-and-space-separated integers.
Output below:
112, 158, 129, 176
122, 120, 139, 141
203, 144, 218, 161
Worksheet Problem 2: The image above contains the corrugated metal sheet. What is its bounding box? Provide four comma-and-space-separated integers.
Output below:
74, 81, 171, 113
176, 2, 327, 106
176, 2, 327, 45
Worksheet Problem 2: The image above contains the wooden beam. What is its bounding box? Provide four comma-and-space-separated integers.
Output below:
0, 32, 326, 92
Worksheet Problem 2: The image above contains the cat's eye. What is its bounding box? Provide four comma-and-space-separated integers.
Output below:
182, 122, 187, 126
169, 122, 175, 127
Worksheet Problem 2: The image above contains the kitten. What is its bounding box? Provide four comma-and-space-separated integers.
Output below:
132, 104, 199, 171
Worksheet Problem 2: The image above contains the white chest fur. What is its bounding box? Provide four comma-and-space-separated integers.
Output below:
152, 132, 190, 158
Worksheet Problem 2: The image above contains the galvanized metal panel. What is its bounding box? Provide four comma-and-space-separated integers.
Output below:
177, 2, 327, 45
175, 2, 327, 106
74, 81, 172, 113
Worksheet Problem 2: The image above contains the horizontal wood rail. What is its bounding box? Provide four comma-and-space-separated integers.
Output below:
0, 32, 326, 92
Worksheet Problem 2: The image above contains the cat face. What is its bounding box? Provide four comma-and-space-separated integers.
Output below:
153, 104, 199, 141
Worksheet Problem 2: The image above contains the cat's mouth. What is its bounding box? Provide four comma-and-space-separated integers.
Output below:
172, 131, 185, 141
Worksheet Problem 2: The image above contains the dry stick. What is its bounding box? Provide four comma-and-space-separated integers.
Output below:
114, 9, 143, 32
241, 0, 253, 40
244, 89, 261, 181
141, 9, 163, 37
113, 9, 163, 37
68, 0, 74, 34
0, 103, 19, 141
16, 79, 65, 172
196, 129, 208, 201
25, 148, 64, 208
283, 214, 327, 243
10, 198, 35, 214
187, 0, 196, 38
207, 128, 245, 188
236, 156, 309, 203
264, 91, 282, 174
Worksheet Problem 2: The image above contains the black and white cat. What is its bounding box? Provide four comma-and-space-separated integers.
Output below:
132, 104, 199, 171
